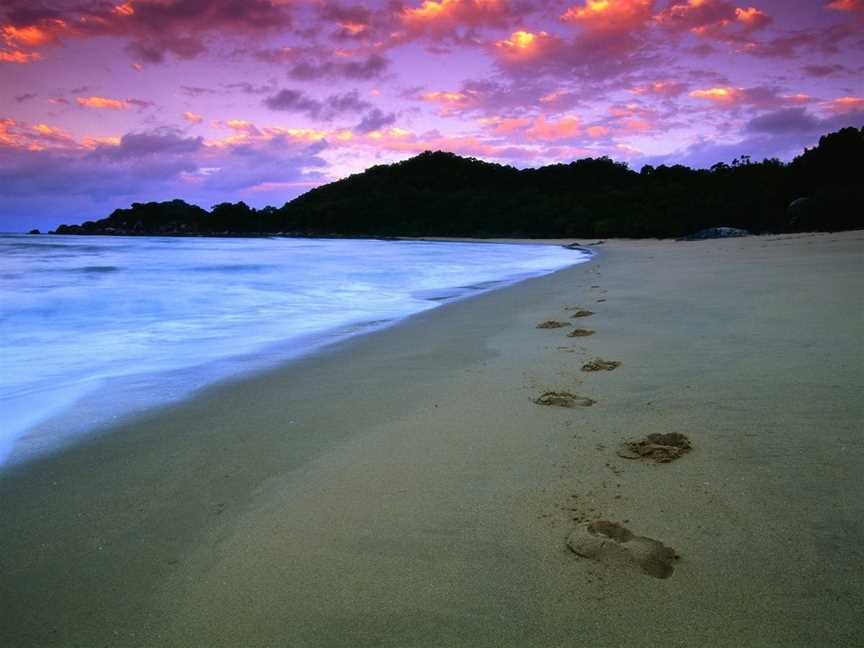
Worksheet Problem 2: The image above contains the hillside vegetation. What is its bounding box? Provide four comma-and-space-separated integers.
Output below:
54, 126, 863, 238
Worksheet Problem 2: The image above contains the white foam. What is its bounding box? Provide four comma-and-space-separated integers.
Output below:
0, 235, 590, 465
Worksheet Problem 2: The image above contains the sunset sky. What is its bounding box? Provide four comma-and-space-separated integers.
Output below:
1, 0, 862, 230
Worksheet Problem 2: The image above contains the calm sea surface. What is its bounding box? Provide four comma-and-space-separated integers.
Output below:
0, 234, 590, 465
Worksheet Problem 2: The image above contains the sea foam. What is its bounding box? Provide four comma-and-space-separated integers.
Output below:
0, 234, 590, 465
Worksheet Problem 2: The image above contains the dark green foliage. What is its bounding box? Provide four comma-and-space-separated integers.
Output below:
53, 127, 863, 238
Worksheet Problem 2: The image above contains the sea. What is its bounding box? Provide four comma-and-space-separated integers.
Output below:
0, 234, 591, 466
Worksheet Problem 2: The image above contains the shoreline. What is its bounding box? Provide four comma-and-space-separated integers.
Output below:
1, 238, 591, 469
1, 231, 862, 646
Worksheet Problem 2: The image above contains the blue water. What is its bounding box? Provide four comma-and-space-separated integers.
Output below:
0, 234, 590, 465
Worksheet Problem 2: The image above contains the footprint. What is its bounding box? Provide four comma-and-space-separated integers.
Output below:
616, 433, 691, 463
582, 358, 621, 372
569, 309, 595, 318
535, 391, 596, 408
566, 520, 678, 579
568, 328, 595, 337
537, 320, 571, 329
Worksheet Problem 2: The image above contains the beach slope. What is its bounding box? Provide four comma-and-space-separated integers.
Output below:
1, 231, 862, 647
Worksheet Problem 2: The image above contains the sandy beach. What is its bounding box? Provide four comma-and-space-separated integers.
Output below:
1, 231, 862, 647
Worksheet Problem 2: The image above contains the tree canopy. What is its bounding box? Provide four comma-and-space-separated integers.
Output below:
54, 126, 863, 239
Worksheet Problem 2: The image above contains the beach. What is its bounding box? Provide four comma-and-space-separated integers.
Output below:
1, 231, 862, 646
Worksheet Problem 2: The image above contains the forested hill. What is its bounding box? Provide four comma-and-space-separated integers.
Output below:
53, 126, 862, 239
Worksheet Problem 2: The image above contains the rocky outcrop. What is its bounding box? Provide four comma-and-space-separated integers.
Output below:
680, 227, 751, 241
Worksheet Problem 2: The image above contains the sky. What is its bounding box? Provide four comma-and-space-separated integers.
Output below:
1, 0, 862, 231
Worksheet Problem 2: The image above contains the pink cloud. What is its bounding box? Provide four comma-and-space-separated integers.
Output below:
400, 0, 517, 33
561, 0, 655, 33
630, 80, 689, 96
0, 48, 41, 63
0, 0, 295, 64
76, 96, 130, 110
825, 96, 864, 113
655, 0, 772, 42
826, 0, 863, 11
524, 115, 582, 141
0, 117, 100, 151
689, 86, 742, 104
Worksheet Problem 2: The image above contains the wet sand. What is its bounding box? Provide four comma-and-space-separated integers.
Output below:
1, 231, 862, 647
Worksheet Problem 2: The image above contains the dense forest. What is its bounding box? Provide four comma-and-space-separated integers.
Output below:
53, 126, 862, 239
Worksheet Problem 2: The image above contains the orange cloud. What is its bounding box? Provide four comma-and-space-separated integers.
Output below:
359, 129, 537, 160
183, 111, 204, 124
630, 80, 688, 96
525, 115, 582, 141
0, 118, 97, 151
0, 49, 42, 63
478, 116, 532, 134
419, 91, 472, 115
586, 125, 611, 137
2, 21, 68, 47
656, 0, 772, 39
338, 21, 367, 35
224, 119, 259, 133
826, 0, 863, 10
402, 0, 456, 21
401, 0, 511, 31
81, 135, 122, 149
496, 29, 543, 50
77, 96, 129, 109
619, 118, 651, 132
422, 90, 469, 103
826, 96, 864, 113
689, 86, 742, 104
493, 29, 561, 63
114, 3, 136, 17
561, 0, 654, 32
735, 7, 770, 28
206, 122, 341, 149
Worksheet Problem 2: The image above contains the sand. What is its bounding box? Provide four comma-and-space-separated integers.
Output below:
1, 231, 862, 647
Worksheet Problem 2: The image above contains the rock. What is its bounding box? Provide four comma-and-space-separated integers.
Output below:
680, 227, 751, 241
786, 197, 811, 228
563, 242, 592, 253
28, 229, 41, 235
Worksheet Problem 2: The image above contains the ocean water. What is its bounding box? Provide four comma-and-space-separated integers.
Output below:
0, 234, 590, 465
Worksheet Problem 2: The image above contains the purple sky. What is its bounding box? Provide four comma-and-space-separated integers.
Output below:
1, 0, 862, 231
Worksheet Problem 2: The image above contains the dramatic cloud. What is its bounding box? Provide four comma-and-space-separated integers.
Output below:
355, 108, 398, 133
256, 48, 391, 80
745, 107, 821, 134
264, 89, 373, 120
76, 96, 153, 110
0, 0, 295, 64
825, 0, 863, 11
2, 0, 863, 229
561, 0, 655, 33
